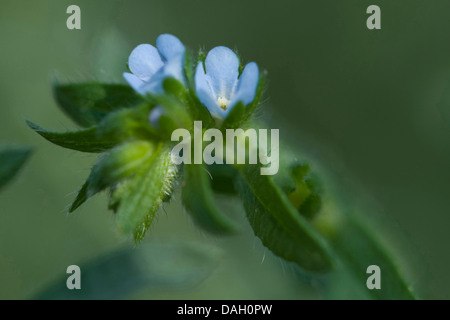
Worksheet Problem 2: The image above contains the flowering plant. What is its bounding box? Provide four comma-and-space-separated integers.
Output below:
28, 34, 416, 299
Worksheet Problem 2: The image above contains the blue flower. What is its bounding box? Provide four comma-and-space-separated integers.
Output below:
123, 34, 185, 96
195, 46, 259, 119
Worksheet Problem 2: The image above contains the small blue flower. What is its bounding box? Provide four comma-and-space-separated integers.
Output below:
124, 34, 185, 96
195, 46, 259, 119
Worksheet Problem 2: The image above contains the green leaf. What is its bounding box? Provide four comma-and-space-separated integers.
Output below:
114, 144, 178, 241
53, 82, 142, 127
330, 215, 416, 300
27, 121, 117, 153
34, 240, 222, 300
69, 179, 89, 213
69, 141, 157, 212
236, 163, 334, 272
208, 163, 238, 195
182, 164, 237, 235
0, 146, 32, 190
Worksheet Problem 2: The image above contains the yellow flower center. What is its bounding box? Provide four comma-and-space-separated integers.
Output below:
218, 96, 230, 110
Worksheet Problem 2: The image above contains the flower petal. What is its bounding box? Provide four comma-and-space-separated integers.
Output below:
204, 46, 239, 100
156, 34, 185, 61
128, 44, 164, 81
229, 62, 259, 109
195, 62, 223, 117
139, 54, 186, 95
123, 72, 145, 95
160, 53, 186, 85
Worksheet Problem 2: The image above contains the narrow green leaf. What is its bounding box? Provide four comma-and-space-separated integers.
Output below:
53, 82, 142, 127
69, 179, 89, 213
115, 145, 178, 241
35, 240, 222, 300
27, 121, 117, 153
0, 146, 32, 190
182, 164, 237, 235
236, 163, 334, 272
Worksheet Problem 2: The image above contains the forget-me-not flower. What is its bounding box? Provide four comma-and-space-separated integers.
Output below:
123, 34, 185, 96
195, 46, 259, 119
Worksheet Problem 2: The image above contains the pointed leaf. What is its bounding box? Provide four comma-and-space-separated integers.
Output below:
54, 82, 142, 127
69, 141, 156, 212
0, 146, 32, 190
27, 121, 117, 153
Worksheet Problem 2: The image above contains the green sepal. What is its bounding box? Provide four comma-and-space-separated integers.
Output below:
114, 144, 178, 242
236, 163, 334, 272
182, 163, 237, 235
148, 93, 192, 139
96, 103, 157, 143
69, 141, 156, 212
27, 121, 116, 153
0, 145, 32, 190
184, 50, 215, 126
162, 77, 188, 101
53, 82, 142, 127
287, 163, 323, 219
220, 102, 245, 130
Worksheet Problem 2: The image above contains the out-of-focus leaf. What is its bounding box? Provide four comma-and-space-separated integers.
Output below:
330, 215, 416, 300
0, 146, 32, 190
114, 145, 178, 241
182, 163, 237, 234
53, 82, 142, 127
236, 163, 334, 272
35, 240, 222, 300
27, 121, 117, 153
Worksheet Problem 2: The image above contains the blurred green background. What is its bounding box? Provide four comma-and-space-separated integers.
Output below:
1, 0, 449, 299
